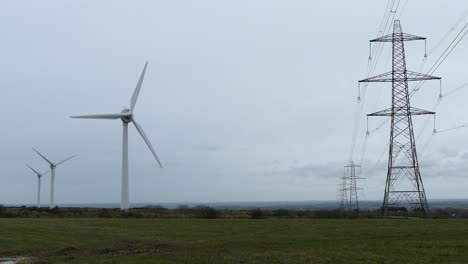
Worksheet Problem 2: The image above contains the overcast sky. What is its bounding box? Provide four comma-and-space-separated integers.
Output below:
1, 0, 467, 205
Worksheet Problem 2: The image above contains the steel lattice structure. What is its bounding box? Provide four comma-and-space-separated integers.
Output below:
345, 162, 363, 211
339, 161, 363, 211
338, 175, 348, 210
359, 20, 441, 217
338, 171, 348, 210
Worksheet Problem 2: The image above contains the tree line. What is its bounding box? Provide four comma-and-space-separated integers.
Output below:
1, 205, 467, 219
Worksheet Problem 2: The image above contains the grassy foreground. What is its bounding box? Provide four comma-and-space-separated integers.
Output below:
0, 218, 467, 263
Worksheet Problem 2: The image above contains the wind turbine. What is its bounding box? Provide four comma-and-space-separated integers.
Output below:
25, 163, 49, 208
70, 61, 162, 211
32, 148, 76, 209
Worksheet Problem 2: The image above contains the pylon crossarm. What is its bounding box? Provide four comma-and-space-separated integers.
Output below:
370, 33, 425, 43
359, 71, 440, 83
406, 71, 441, 81
367, 107, 435, 117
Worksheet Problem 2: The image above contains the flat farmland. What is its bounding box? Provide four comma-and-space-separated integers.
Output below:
0, 219, 467, 263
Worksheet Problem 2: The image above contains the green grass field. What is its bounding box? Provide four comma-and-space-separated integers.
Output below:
0, 218, 467, 263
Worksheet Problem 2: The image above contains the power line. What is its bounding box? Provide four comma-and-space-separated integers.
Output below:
411, 22, 468, 95
444, 82, 468, 97
417, 8, 468, 73
436, 123, 468, 134
396, 0, 409, 20
414, 81, 468, 144
341, 0, 399, 206
427, 8, 468, 57
349, 0, 400, 162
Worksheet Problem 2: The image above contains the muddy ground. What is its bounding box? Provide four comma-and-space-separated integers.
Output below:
0, 241, 171, 263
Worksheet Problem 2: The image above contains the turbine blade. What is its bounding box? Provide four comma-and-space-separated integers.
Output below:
40, 170, 50, 176
132, 118, 163, 168
130, 61, 148, 111
70, 113, 126, 119
25, 162, 41, 175
56, 155, 77, 166
32, 148, 54, 165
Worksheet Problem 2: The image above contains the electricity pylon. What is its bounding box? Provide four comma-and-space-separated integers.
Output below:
339, 161, 363, 211
345, 162, 363, 210
338, 171, 348, 210
359, 20, 441, 217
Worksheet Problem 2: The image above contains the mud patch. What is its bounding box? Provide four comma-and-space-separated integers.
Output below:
31, 241, 170, 258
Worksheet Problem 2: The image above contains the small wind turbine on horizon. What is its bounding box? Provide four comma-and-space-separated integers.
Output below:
70, 61, 163, 211
32, 148, 76, 209
25, 163, 49, 208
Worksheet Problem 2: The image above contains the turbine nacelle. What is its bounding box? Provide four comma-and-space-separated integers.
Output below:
121, 108, 133, 123
25, 162, 49, 179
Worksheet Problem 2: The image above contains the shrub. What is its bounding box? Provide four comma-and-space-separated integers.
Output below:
192, 206, 219, 219
250, 208, 264, 219
176, 205, 190, 213
273, 209, 290, 217
97, 209, 113, 218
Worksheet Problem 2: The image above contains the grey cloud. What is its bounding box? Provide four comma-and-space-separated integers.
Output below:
192, 145, 222, 152
1, 0, 467, 204
280, 162, 342, 179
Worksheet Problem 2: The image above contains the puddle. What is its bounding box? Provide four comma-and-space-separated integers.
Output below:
0, 258, 30, 264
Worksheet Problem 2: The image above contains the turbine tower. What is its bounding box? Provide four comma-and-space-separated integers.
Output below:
25, 163, 49, 208
359, 20, 441, 217
70, 61, 163, 211
32, 148, 76, 209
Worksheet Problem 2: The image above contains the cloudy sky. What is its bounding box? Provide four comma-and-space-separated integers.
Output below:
1, 0, 467, 205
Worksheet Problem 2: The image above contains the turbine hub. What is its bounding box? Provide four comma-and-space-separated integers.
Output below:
121, 108, 132, 123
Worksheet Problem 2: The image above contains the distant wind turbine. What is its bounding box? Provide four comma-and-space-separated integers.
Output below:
25, 163, 49, 208
32, 148, 76, 209
70, 61, 162, 211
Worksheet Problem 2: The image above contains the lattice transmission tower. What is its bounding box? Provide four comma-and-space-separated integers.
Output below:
359, 20, 441, 217
339, 161, 363, 211
338, 171, 348, 210
345, 162, 363, 211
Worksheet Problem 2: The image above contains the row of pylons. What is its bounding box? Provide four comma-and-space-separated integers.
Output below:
340, 20, 441, 217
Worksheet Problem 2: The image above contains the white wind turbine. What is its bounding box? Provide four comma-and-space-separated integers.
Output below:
25, 163, 49, 208
32, 148, 76, 209
70, 61, 162, 211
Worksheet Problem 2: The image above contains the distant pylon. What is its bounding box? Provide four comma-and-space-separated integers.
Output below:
338, 170, 348, 210
338, 161, 363, 211
345, 162, 363, 210
359, 20, 441, 217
